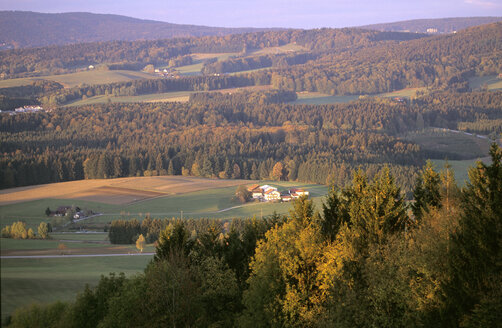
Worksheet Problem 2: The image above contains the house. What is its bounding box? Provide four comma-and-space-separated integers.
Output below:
251, 188, 264, 199
14, 106, 43, 113
264, 189, 281, 201
281, 192, 292, 202
260, 185, 277, 193
55, 206, 72, 216
247, 184, 260, 192
290, 188, 309, 197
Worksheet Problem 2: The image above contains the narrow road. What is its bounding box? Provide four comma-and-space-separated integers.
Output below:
1, 253, 155, 259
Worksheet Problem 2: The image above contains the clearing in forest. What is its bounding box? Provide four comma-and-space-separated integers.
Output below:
0, 70, 159, 89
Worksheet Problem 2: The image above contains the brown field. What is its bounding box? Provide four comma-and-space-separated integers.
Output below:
145, 95, 191, 103
0, 176, 254, 206
68, 186, 166, 205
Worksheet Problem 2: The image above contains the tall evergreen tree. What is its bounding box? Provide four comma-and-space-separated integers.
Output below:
412, 160, 441, 221
445, 143, 502, 326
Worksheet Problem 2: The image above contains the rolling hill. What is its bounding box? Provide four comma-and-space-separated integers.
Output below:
358, 16, 501, 33
0, 11, 277, 49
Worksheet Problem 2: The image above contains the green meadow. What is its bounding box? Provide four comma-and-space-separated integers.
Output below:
0, 70, 158, 89
0, 237, 106, 251
0, 181, 328, 230
402, 128, 492, 160
0, 179, 326, 322
468, 75, 502, 91
292, 92, 360, 105
65, 91, 193, 107
431, 157, 491, 186
167, 52, 240, 76
290, 87, 427, 105
1, 255, 152, 323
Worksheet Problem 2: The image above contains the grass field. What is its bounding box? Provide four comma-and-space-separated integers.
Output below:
64, 91, 193, 106
431, 157, 491, 185
0, 237, 106, 252
468, 75, 502, 91
250, 43, 307, 55
167, 52, 239, 76
0, 176, 327, 322
290, 87, 426, 105
1, 255, 152, 322
402, 128, 491, 160
292, 92, 360, 105
0, 176, 251, 206
377, 87, 427, 98
0, 70, 158, 89
0, 177, 328, 230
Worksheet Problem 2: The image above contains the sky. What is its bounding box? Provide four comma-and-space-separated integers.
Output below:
1, 0, 502, 28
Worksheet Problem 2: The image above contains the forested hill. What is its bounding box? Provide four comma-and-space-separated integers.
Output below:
0, 27, 427, 79
359, 16, 501, 34
0, 11, 276, 49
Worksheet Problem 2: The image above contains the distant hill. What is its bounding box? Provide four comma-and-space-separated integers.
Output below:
0, 11, 277, 49
358, 17, 502, 34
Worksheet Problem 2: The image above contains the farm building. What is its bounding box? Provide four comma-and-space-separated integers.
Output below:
280, 193, 292, 202
264, 189, 281, 201
247, 184, 309, 202
289, 188, 309, 198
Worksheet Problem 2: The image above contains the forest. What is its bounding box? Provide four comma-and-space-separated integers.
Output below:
2, 90, 500, 193
5, 144, 502, 327
0, 27, 423, 78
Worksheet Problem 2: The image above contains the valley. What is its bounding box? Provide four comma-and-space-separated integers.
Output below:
0, 12, 501, 327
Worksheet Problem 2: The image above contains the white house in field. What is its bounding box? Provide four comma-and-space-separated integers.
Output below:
247, 184, 309, 202
264, 189, 281, 201
289, 188, 309, 199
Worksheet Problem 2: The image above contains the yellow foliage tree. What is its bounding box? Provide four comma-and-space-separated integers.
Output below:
271, 162, 284, 181
136, 234, 146, 253
57, 243, 67, 254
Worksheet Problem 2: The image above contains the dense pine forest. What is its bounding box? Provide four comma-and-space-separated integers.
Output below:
5, 145, 502, 327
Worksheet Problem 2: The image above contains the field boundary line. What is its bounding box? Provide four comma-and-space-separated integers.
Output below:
1, 253, 155, 259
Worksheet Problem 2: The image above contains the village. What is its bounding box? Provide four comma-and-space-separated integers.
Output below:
0, 105, 46, 115
247, 184, 309, 202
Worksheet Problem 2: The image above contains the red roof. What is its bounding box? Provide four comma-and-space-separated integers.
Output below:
248, 184, 260, 191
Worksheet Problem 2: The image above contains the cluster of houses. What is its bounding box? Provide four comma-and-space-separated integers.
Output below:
14, 105, 44, 113
0, 105, 45, 115
50, 206, 92, 220
248, 184, 309, 202
1, 105, 46, 115
154, 68, 179, 78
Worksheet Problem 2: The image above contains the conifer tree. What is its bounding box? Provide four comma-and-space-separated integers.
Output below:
411, 160, 441, 221
446, 143, 502, 325
321, 186, 344, 241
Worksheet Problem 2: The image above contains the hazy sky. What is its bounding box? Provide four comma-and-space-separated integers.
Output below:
1, 0, 502, 28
